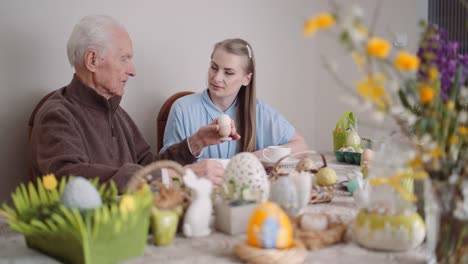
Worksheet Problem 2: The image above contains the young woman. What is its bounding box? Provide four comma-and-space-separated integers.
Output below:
162, 38, 308, 160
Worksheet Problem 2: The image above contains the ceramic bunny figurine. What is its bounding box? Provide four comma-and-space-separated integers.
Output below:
183, 169, 213, 237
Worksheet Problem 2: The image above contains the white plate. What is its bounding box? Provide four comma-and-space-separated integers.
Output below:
259, 157, 300, 166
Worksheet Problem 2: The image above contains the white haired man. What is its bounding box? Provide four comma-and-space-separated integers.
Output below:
29, 15, 239, 191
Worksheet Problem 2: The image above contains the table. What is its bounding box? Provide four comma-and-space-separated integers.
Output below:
0, 157, 429, 264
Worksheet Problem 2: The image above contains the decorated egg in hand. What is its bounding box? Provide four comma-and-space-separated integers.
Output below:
246, 202, 293, 249
217, 114, 232, 138
217, 114, 231, 126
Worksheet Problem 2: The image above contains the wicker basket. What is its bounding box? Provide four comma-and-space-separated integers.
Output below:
268, 150, 336, 204
234, 240, 307, 264
128, 160, 188, 246
293, 214, 348, 250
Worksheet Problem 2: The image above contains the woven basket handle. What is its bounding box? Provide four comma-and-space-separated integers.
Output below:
269, 150, 327, 181
273, 150, 327, 170
126, 160, 185, 192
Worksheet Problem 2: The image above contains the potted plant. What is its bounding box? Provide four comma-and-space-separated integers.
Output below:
213, 178, 261, 235
0, 174, 152, 264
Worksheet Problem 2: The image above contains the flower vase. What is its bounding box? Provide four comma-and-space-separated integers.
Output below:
424, 178, 468, 264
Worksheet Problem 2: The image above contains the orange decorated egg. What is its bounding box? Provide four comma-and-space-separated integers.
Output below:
246, 202, 293, 249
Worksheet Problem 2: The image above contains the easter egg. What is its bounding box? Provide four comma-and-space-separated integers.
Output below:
224, 152, 269, 202
217, 114, 231, 126
246, 202, 293, 249
316, 167, 337, 186
61, 177, 102, 211
361, 149, 375, 163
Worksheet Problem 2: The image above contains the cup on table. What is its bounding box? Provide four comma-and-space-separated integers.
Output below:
262, 146, 291, 162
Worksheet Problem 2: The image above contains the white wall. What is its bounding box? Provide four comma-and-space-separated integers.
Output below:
0, 0, 425, 203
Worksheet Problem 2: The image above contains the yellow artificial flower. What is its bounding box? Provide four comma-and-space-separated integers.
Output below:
430, 147, 442, 158
366, 37, 391, 58
446, 100, 455, 110
119, 195, 136, 215
460, 126, 467, 135
449, 135, 459, 145
428, 67, 438, 81
304, 13, 335, 37
419, 85, 435, 104
394, 51, 420, 71
42, 174, 58, 190
407, 157, 424, 168
352, 50, 366, 68
355, 22, 368, 36
355, 73, 389, 110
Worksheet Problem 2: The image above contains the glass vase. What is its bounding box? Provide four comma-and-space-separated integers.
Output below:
424, 178, 468, 264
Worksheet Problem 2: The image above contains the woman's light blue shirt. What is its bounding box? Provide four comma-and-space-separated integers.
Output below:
161, 89, 295, 160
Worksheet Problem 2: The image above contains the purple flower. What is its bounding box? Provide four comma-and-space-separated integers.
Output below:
417, 24, 467, 102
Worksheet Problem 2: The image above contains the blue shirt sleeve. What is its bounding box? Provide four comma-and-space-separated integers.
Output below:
255, 100, 295, 149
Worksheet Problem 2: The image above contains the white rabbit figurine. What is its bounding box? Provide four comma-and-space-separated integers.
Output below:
183, 169, 213, 237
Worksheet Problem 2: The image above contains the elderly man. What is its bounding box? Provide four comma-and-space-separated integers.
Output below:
29, 15, 239, 191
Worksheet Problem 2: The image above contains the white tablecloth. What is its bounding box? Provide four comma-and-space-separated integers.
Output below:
0, 156, 428, 264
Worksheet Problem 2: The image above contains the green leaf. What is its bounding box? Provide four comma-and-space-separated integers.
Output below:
58, 176, 68, 194
44, 218, 59, 233
48, 189, 60, 203
11, 190, 25, 213
98, 182, 107, 196
28, 182, 40, 208
0, 203, 16, 219
8, 221, 34, 235
59, 205, 79, 231
71, 208, 87, 241
398, 89, 411, 109
90, 177, 100, 188
19, 184, 30, 209
109, 181, 117, 197
30, 219, 50, 232
51, 213, 67, 228
101, 205, 110, 224
36, 179, 49, 205
92, 207, 101, 239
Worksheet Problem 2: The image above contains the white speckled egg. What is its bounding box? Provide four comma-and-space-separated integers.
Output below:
224, 152, 269, 202
61, 177, 103, 211
217, 114, 231, 126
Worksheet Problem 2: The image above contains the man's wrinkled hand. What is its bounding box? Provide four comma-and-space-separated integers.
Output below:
189, 119, 241, 154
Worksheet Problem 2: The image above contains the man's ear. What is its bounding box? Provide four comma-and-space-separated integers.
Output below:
84, 49, 98, 72
243, 72, 252, 86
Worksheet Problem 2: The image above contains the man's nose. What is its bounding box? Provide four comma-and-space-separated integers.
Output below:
127, 61, 136, 77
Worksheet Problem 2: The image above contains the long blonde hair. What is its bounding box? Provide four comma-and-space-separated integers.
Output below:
211, 38, 256, 152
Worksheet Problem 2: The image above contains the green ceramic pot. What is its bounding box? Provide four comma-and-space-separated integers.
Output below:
151, 206, 183, 246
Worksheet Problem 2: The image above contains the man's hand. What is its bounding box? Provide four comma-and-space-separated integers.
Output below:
184, 159, 224, 187
188, 119, 241, 154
